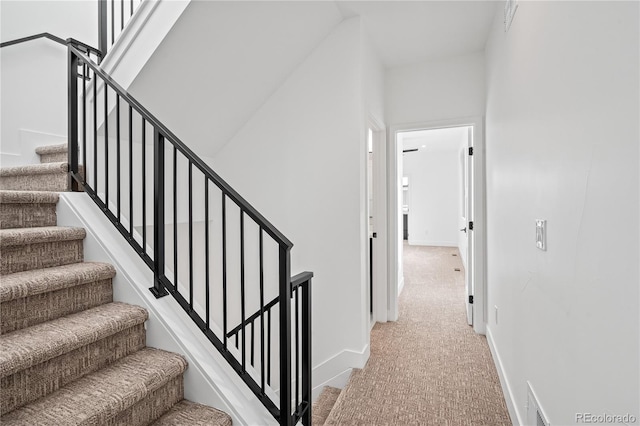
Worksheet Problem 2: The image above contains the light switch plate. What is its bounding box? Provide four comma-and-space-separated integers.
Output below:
536, 220, 546, 251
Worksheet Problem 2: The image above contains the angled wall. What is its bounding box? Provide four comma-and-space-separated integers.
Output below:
210, 17, 370, 388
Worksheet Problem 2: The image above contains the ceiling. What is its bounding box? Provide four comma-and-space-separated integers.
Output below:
131, 1, 497, 158
401, 126, 469, 152
335, 1, 499, 67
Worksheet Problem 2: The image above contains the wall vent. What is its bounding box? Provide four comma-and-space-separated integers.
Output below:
527, 382, 550, 426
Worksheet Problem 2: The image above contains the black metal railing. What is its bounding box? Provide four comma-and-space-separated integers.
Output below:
0, 33, 102, 62
68, 44, 312, 426
98, 0, 141, 56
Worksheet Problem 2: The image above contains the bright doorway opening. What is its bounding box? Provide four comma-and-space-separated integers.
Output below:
388, 118, 486, 334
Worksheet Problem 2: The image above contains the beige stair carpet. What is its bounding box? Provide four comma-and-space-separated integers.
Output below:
35, 143, 68, 163
323, 245, 511, 426
0, 144, 232, 425
312, 386, 342, 425
0, 162, 69, 192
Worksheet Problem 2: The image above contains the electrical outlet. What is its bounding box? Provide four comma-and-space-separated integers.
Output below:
494, 305, 499, 324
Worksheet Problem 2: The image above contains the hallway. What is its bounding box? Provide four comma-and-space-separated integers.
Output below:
323, 245, 510, 425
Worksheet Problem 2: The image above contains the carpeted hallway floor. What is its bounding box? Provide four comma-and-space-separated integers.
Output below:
323, 244, 511, 425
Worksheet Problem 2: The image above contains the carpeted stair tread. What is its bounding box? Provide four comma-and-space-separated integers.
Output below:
312, 386, 342, 426
0, 347, 187, 425
0, 190, 59, 229
0, 226, 85, 248
35, 144, 68, 155
0, 262, 115, 303
0, 190, 59, 204
0, 161, 68, 177
0, 302, 148, 377
152, 400, 232, 426
322, 369, 362, 425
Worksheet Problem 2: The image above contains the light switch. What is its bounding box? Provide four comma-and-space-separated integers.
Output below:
536, 220, 546, 251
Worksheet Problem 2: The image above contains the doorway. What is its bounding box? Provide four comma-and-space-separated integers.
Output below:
366, 117, 388, 327
387, 117, 486, 334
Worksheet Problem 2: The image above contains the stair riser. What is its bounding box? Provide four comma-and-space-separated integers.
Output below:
1, 324, 146, 415
111, 376, 184, 426
1, 279, 113, 334
39, 153, 67, 163
0, 240, 83, 274
0, 173, 67, 192
0, 203, 57, 229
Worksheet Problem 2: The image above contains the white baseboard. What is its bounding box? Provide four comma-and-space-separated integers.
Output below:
486, 326, 522, 426
398, 276, 405, 296
311, 344, 370, 401
408, 240, 458, 247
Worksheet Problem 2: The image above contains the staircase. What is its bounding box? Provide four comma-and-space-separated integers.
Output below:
0, 144, 232, 425
312, 370, 360, 426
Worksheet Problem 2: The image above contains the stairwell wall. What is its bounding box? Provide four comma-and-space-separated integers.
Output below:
484, 2, 639, 424
0, 1, 97, 165
210, 17, 371, 391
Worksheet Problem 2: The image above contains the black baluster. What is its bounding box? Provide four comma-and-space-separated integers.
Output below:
141, 118, 146, 251
259, 229, 265, 393
68, 51, 79, 191
111, 0, 114, 45
92, 70, 97, 190
205, 178, 210, 329
128, 105, 133, 236
116, 94, 121, 220
240, 211, 246, 370
98, 0, 107, 59
267, 308, 271, 386
188, 161, 193, 311
82, 62, 87, 184
150, 128, 168, 298
295, 287, 300, 410
302, 277, 313, 426
104, 84, 108, 206
250, 319, 255, 366
173, 146, 178, 291
222, 193, 228, 350
279, 245, 292, 426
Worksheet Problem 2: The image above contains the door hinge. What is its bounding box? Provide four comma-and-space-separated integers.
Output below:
469, 221, 474, 231
468, 147, 474, 156
469, 295, 474, 304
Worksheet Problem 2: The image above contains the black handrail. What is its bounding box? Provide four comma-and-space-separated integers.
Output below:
68, 45, 292, 248
0, 33, 102, 59
67, 44, 311, 426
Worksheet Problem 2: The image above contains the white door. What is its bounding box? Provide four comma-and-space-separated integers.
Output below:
463, 129, 474, 325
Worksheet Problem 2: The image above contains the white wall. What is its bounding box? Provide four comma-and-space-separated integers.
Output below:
128, 1, 343, 160
403, 148, 460, 247
385, 51, 485, 126
485, 2, 639, 424
0, 1, 97, 165
209, 17, 368, 388
363, 31, 385, 125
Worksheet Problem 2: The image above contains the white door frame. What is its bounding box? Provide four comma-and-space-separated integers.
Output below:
387, 116, 486, 334
366, 115, 389, 324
